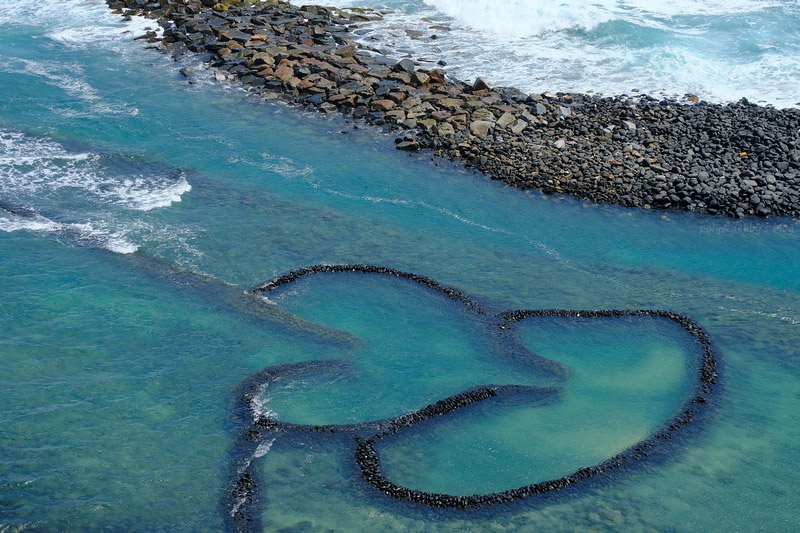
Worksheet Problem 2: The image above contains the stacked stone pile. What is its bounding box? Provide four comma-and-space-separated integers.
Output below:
110, 0, 800, 218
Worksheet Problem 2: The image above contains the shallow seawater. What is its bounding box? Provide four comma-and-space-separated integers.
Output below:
377, 317, 696, 496
2, 1, 800, 531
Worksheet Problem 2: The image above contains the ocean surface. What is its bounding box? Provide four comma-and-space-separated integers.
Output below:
306, 0, 800, 107
1, 0, 800, 531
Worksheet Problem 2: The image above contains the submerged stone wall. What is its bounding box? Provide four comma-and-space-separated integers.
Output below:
109, 0, 800, 218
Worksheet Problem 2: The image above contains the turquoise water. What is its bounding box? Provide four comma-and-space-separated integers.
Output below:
2, 1, 800, 531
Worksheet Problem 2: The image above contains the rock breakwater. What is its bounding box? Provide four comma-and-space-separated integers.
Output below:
110, 0, 800, 219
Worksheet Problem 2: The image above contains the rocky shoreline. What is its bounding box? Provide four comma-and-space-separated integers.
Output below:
109, 0, 800, 219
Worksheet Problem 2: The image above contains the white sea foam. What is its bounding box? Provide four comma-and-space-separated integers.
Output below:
424, 0, 614, 36
0, 0, 157, 119
0, 211, 59, 233
297, 0, 799, 107
253, 438, 276, 458
0, 210, 139, 254
249, 384, 277, 421
423, 0, 782, 36
104, 175, 193, 211
0, 130, 191, 212
0, 129, 194, 254
0, 0, 161, 47
46, 16, 162, 49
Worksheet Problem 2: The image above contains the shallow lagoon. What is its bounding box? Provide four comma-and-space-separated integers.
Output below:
1, 2, 800, 531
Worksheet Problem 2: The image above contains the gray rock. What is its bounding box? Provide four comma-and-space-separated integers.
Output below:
470, 120, 494, 137
472, 77, 491, 91
393, 58, 416, 74
509, 119, 527, 135
472, 108, 495, 122
497, 112, 516, 128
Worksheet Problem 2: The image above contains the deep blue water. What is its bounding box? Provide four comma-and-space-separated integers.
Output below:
1, 1, 800, 531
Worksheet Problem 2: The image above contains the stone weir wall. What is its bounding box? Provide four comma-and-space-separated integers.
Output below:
110, 0, 800, 219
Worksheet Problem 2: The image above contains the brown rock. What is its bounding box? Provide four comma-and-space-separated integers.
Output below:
370, 99, 396, 111
329, 93, 352, 104
274, 64, 294, 81
219, 28, 252, 43
314, 78, 337, 90
264, 46, 288, 56
411, 71, 430, 86
251, 53, 275, 67
389, 72, 412, 84
335, 56, 357, 66
349, 64, 370, 74
402, 96, 422, 109
437, 123, 455, 136
439, 98, 463, 110
418, 118, 437, 130
335, 43, 357, 57
428, 69, 446, 83
396, 140, 420, 151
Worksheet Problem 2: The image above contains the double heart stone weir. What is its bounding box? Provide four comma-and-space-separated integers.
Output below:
225, 264, 719, 529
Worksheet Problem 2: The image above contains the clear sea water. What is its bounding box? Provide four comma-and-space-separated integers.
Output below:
1, 1, 799, 531
308, 0, 800, 107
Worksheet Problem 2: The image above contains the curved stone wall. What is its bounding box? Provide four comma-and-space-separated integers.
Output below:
226, 264, 719, 526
